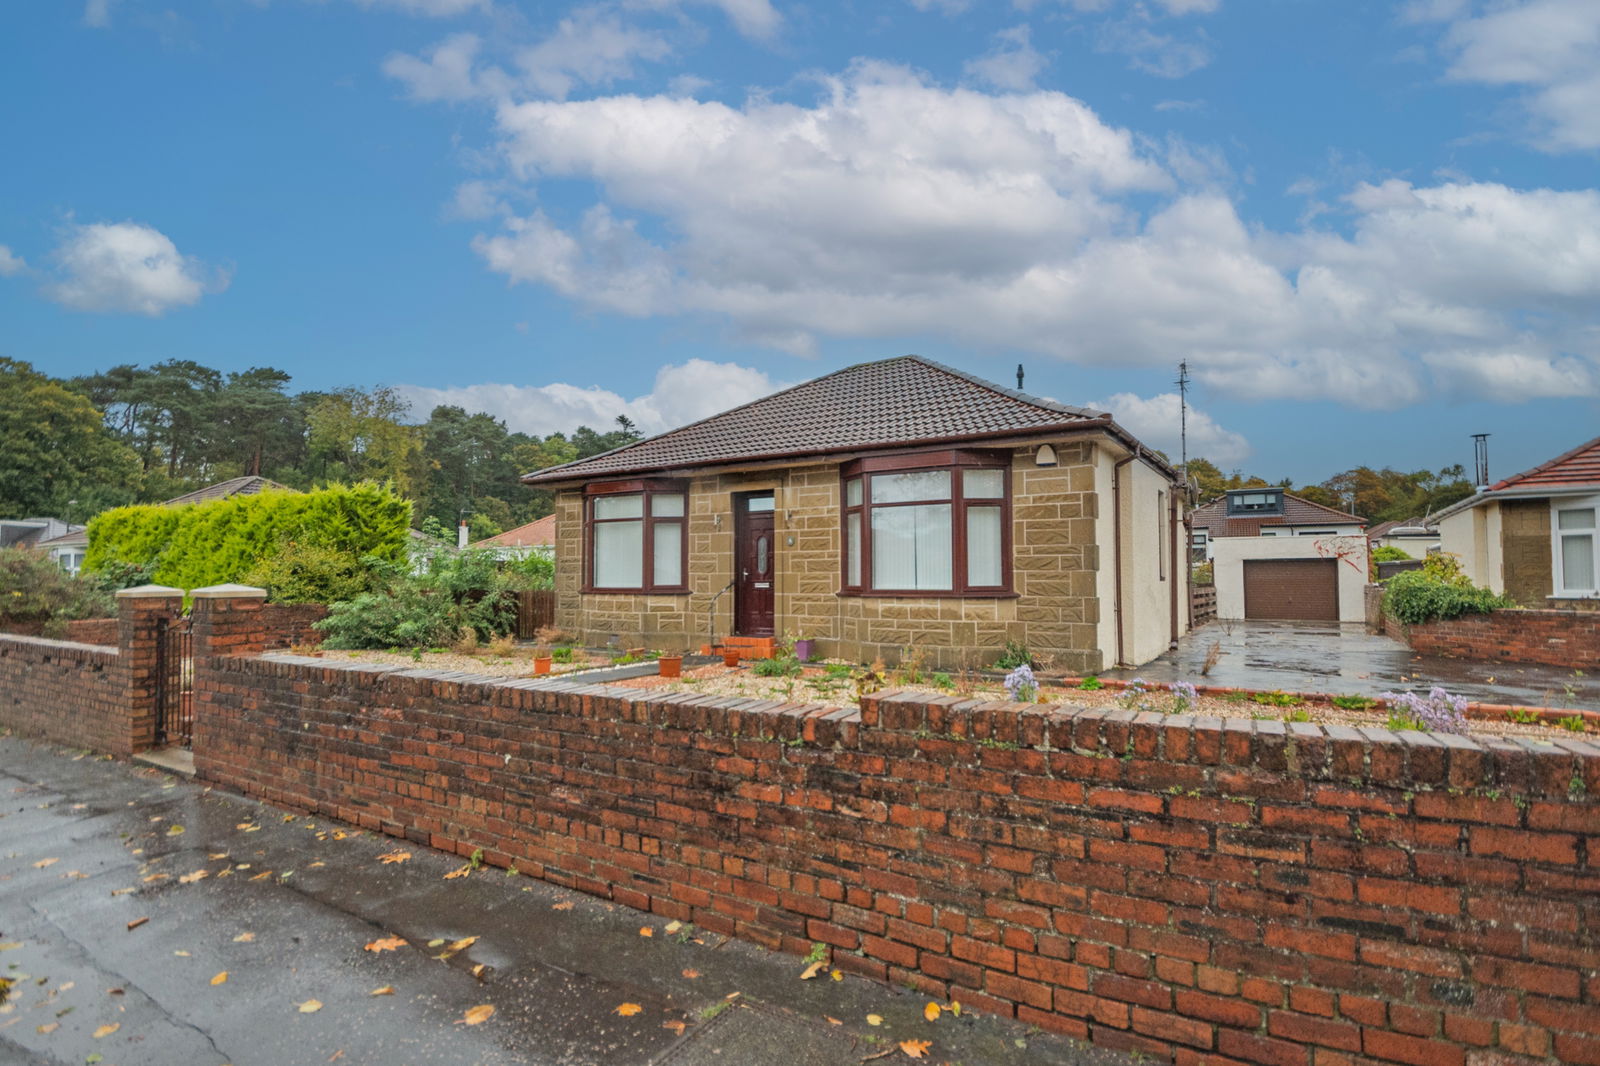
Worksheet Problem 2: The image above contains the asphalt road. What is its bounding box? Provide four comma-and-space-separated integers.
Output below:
0, 734, 1136, 1066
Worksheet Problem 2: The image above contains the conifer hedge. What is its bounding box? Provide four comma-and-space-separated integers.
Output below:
84, 483, 411, 591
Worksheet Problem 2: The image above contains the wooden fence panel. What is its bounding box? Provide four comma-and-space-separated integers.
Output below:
514, 589, 556, 639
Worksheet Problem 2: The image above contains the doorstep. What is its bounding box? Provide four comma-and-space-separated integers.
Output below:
133, 746, 195, 778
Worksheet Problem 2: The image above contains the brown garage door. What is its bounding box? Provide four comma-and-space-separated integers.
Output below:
1243, 559, 1339, 621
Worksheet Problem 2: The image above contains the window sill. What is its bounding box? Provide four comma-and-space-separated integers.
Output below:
581, 587, 692, 596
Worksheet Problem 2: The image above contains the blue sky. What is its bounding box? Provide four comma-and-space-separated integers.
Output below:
2, 0, 1597, 484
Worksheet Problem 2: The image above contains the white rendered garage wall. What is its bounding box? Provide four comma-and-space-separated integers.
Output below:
1212, 535, 1368, 622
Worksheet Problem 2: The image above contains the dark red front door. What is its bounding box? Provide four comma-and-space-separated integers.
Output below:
734, 494, 775, 636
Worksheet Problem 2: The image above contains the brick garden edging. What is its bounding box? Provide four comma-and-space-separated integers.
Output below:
187, 587, 1600, 1066
1398, 609, 1600, 671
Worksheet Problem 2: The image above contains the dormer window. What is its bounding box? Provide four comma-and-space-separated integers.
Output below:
1227, 489, 1284, 516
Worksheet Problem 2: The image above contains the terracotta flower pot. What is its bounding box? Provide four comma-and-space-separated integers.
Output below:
722, 650, 741, 668
699, 644, 713, 656
659, 655, 683, 678
533, 657, 552, 675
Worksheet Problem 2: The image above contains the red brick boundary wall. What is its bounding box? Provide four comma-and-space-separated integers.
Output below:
0, 586, 181, 754
258, 603, 328, 649
1403, 609, 1600, 670
192, 626, 1600, 1064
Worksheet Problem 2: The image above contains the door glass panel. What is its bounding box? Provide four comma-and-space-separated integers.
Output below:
757, 535, 769, 576
964, 469, 1005, 499
745, 495, 775, 513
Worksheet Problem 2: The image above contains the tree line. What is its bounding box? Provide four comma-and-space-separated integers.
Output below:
0, 357, 640, 536
1182, 457, 1475, 525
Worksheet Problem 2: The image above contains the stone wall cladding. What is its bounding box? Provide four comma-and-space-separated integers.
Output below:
1501, 500, 1554, 606
1404, 608, 1600, 670
554, 439, 1105, 671
195, 650, 1599, 1066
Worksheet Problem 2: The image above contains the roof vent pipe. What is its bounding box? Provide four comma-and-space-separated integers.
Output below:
1016, 364, 1024, 390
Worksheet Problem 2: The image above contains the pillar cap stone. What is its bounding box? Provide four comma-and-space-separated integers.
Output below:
189, 583, 269, 600
114, 584, 185, 599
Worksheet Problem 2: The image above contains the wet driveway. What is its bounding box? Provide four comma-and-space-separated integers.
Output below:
1105, 619, 1600, 710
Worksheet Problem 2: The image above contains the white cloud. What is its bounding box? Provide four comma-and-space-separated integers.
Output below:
394, 358, 781, 438
907, 0, 971, 13
964, 25, 1048, 92
1096, 15, 1212, 78
46, 222, 225, 316
1093, 391, 1251, 465
0, 246, 24, 277
443, 62, 1600, 409
517, 8, 673, 99
384, 33, 500, 102
83, 0, 118, 27
1422, 347, 1600, 401
1432, 0, 1600, 151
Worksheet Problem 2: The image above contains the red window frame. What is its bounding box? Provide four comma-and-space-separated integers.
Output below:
839, 450, 1013, 598
582, 478, 690, 594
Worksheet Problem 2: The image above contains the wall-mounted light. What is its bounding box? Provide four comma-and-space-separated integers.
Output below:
1035, 444, 1057, 467
713, 513, 722, 529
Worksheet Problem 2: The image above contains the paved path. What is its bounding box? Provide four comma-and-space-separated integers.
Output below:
0, 735, 1135, 1066
1105, 619, 1600, 710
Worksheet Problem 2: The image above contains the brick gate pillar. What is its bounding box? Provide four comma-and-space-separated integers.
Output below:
190, 584, 269, 659
113, 584, 184, 754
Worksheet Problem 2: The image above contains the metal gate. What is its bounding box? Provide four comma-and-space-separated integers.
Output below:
155, 616, 194, 748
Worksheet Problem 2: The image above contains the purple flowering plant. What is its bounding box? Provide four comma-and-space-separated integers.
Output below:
1380, 686, 1469, 735
1169, 681, 1199, 713
1004, 663, 1038, 703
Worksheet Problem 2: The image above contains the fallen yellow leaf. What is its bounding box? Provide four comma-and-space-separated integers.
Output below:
166, 825, 184, 836
800, 961, 825, 980
448, 936, 478, 952
826, 1017, 842, 1026
681, 969, 701, 979
298, 999, 322, 1013
923, 1002, 941, 1022
663, 1019, 687, 1035
365, 937, 406, 953
210, 972, 229, 986
93, 1023, 120, 1038
209, 853, 228, 860
377, 851, 411, 865
37, 1022, 59, 1034
249, 871, 272, 882
948, 1000, 961, 1017
639, 927, 654, 938
141, 873, 167, 884
460, 1004, 494, 1026
179, 870, 209, 885
444, 866, 470, 880
614, 1003, 643, 1017
550, 902, 573, 911
866, 1014, 883, 1026
830, 969, 843, 982
233, 932, 255, 943
664, 921, 683, 934
235, 823, 256, 831
370, 986, 395, 996
32, 858, 58, 869
175, 950, 191, 957
0, 943, 21, 952
900, 1039, 932, 1059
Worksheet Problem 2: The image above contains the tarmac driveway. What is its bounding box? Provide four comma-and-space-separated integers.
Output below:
1105, 619, 1600, 711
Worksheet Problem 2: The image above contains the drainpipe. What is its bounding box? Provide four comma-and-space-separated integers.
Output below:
1169, 483, 1181, 648
1111, 446, 1141, 669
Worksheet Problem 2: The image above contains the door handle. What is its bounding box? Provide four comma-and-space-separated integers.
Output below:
742, 569, 749, 579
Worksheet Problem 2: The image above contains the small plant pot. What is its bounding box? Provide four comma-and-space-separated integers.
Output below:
532, 657, 552, 675
658, 655, 683, 678
793, 639, 815, 663
699, 644, 713, 656
722, 650, 741, 668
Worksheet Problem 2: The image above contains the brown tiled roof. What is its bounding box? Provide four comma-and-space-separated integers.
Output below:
163, 476, 293, 507
524, 356, 1108, 483
1190, 491, 1364, 537
1490, 434, 1600, 492
472, 515, 555, 549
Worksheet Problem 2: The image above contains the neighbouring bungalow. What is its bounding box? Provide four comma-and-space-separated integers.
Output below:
470, 515, 556, 560
1436, 433, 1600, 607
523, 356, 1188, 672
1188, 489, 1367, 622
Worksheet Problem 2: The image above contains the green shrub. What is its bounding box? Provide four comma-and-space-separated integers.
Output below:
314, 546, 517, 650
1371, 545, 1412, 563
1383, 554, 1512, 625
84, 482, 411, 591
240, 541, 380, 605
752, 654, 803, 678
1191, 562, 1214, 585
82, 559, 154, 594
995, 639, 1032, 669
0, 548, 114, 636
501, 550, 555, 591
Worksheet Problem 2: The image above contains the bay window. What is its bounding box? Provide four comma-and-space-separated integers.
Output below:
585, 480, 688, 593
1554, 497, 1599, 596
841, 452, 1011, 596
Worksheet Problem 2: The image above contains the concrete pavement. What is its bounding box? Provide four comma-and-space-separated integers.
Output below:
0, 734, 1135, 1066
1105, 619, 1600, 710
